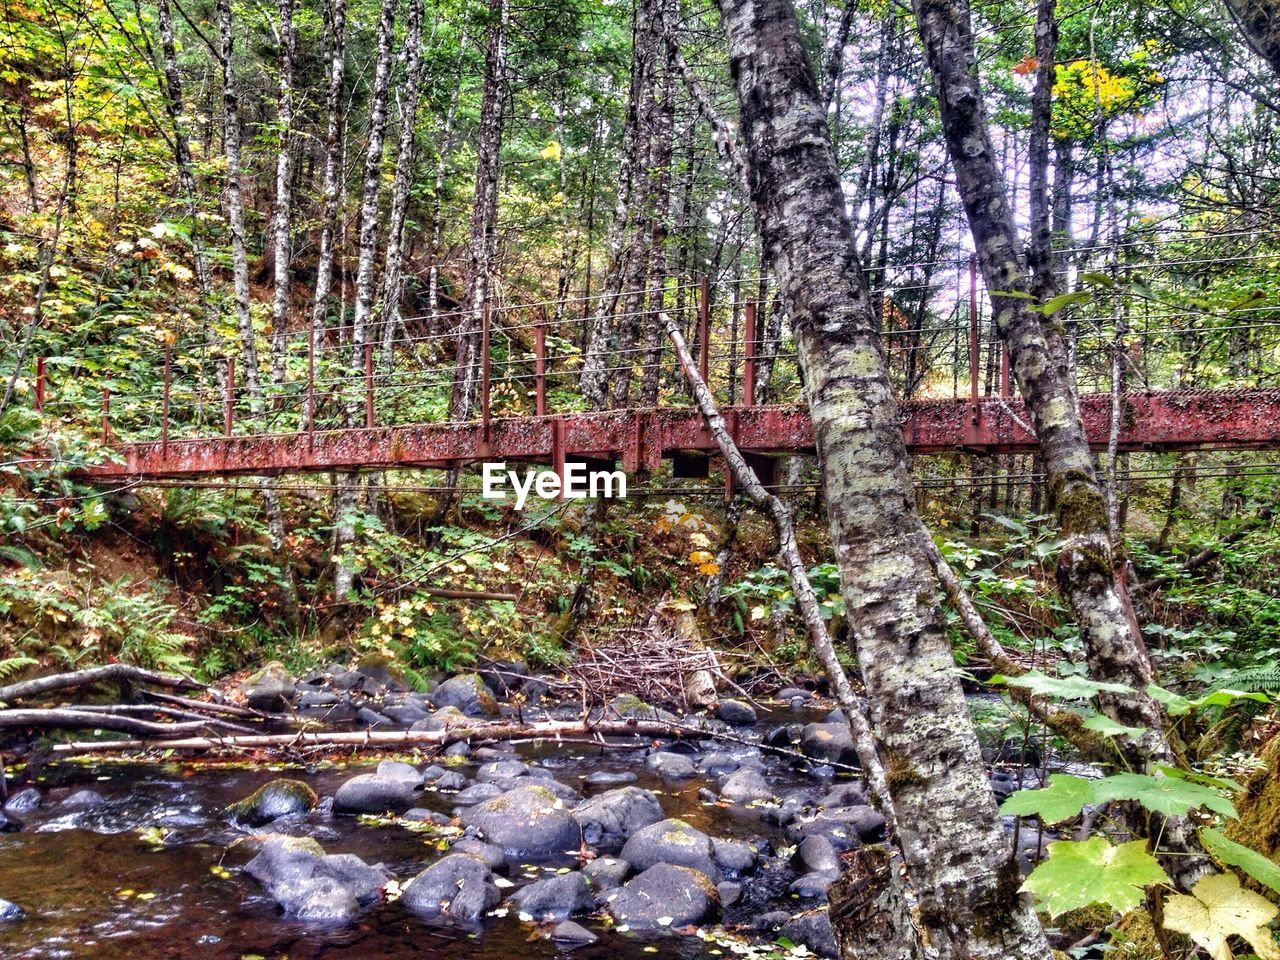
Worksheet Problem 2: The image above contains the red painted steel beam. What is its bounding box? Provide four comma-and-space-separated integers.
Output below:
75, 389, 1280, 480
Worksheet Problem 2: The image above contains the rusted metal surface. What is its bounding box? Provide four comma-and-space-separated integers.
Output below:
76, 389, 1280, 480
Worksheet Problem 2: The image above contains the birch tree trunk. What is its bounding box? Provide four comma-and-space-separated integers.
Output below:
216, 0, 262, 411
269, 0, 297, 387
448, 0, 507, 421
380, 0, 427, 367
425, 17, 469, 333
306, 0, 348, 427
715, 0, 1051, 955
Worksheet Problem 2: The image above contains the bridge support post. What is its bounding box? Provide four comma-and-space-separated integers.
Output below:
224, 357, 235, 438
307, 321, 315, 442
101, 387, 111, 444
34, 357, 44, 414
1000, 343, 1011, 398
364, 341, 374, 429
551, 417, 566, 502
743, 301, 756, 406
698, 276, 710, 388
534, 319, 546, 417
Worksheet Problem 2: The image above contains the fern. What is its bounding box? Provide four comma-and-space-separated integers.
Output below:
0, 656, 38, 681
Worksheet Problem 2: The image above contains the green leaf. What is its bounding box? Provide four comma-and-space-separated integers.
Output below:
1041, 291, 1092, 315
1155, 765, 1243, 795
1080, 271, 1115, 288
1082, 714, 1148, 739
1147, 683, 1192, 717
1200, 828, 1280, 895
1092, 772, 1237, 820
1020, 837, 1168, 917
1000, 774, 1096, 824
998, 670, 1135, 700
1190, 689, 1271, 710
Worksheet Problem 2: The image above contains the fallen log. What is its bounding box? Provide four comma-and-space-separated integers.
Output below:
0, 709, 223, 737
0, 664, 202, 705
62, 703, 257, 734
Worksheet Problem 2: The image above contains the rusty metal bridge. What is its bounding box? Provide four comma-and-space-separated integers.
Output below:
26, 255, 1280, 486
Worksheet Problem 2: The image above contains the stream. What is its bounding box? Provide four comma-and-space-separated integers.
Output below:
0, 703, 839, 960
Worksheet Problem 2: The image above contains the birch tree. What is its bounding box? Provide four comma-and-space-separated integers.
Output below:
713, 0, 1052, 955
268, 0, 297, 387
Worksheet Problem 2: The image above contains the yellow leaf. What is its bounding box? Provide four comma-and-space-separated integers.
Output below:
539, 140, 562, 161
1162, 873, 1280, 960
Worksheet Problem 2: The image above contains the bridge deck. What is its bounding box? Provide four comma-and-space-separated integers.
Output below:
78, 389, 1280, 480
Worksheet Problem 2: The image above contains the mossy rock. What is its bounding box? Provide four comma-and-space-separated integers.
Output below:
225, 778, 318, 827
355, 652, 409, 691
608, 693, 657, 719
224, 832, 324, 868
1043, 903, 1116, 943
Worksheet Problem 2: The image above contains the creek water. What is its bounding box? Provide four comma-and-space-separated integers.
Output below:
0, 706, 833, 960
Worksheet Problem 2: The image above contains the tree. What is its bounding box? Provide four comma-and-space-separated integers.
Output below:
1225, 0, 1280, 77
713, 0, 1051, 954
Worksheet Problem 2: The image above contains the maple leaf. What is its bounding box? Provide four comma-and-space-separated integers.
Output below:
1020, 837, 1168, 917
1162, 872, 1280, 960
1013, 55, 1039, 76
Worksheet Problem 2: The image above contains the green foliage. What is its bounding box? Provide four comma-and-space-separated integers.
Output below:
1199, 828, 1280, 896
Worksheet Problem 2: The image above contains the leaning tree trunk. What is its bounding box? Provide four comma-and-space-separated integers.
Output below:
1225, 0, 1280, 78
380, 0, 427, 367
715, 0, 1052, 957
448, 0, 508, 421
912, 0, 1173, 757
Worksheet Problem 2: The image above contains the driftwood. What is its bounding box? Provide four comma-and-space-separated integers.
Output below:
0, 664, 202, 705
0, 709, 222, 737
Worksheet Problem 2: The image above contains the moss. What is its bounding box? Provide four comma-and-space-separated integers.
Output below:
355, 651, 408, 687
660, 821, 699, 846
1227, 734, 1280, 862
1109, 907, 1162, 959
244, 661, 288, 686
1050, 470, 1110, 540
881, 747, 927, 793
1046, 903, 1116, 942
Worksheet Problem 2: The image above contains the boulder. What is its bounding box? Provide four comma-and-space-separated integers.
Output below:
820, 782, 866, 808
356, 707, 392, 727
333, 772, 421, 814
572, 787, 663, 849
375, 760, 422, 784
718, 768, 774, 804
226, 778, 318, 827
583, 856, 630, 891
410, 706, 471, 733
790, 805, 885, 851
717, 699, 758, 726
402, 854, 499, 922
429, 674, 498, 716
619, 818, 721, 883
0, 898, 24, 921
711, 838, 757, 876
800, 723, 859, 767
717, 881, 743, 907
383, 702, 429, 725
584, 770, 636, 787
606, 863, 721, 929
795, 835, 839, 874
353, 652, 410, 691
790, 871, 838, 900
450, 838, 506, 870
509, 871, 594, 921
240, 661, 295, 711
476, 759, 529, 782
459, 785, 579, 858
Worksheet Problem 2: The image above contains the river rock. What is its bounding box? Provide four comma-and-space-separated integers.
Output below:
454, 782, 504, 806
402, 854, 500, 922
790, 870, 838, 900
800, 723, 859, 766
383, 702, 430, 725
711, 837, 757, 876
244, 836, 388, 922
240, 661, 295, 711
782, 910, 838, 958
795, 835, 839, 874
60, 789, 107, 810
0, 810, 22, 833
411, 706, 471, 733
459, 785, 578, 858
509, 870, 594, 921
645, 752, 697, 780
619, 818, 721, 882
226, 778, 318, 827
0, 898, 25, 921
717, 700, 757, 725
429, 674, 498, 716
450, 838, 507, 870
790, 805, 885, 851
583, 856, 630, 891
572, 786, 663, 849
584, 770, 636, 787
333, 772, 421, 814
476, 759, 529, 782
605, 863, 721, 929
718, 768, 774, 804
551, 920, 599, 947
821, 782, 866, 808
4, 788, 40, 815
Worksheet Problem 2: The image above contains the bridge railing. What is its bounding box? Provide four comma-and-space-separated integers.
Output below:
17, 230, 1280, 449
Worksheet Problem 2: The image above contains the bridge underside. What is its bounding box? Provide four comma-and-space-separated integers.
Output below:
79, 389, 1280, 480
